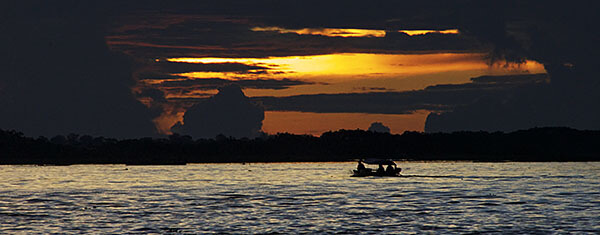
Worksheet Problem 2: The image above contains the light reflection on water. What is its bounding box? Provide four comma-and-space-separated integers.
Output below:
1, 162, 599, 233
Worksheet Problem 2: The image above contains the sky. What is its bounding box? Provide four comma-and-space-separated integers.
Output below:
1, 1, 598, 138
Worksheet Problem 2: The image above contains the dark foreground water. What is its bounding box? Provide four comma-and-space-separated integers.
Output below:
1, 162, 599, 234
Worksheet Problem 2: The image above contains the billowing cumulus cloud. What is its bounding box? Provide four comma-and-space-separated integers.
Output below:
0, 2, 157, 138
171, 85, 264, 139
368, 122, 390, 133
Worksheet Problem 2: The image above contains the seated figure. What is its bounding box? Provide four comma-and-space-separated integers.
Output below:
376, 164, 385, 175
357, 160, 366, 171
386, 164, 396, 176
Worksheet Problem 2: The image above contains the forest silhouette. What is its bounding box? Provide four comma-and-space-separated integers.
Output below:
1, 127, 599, 165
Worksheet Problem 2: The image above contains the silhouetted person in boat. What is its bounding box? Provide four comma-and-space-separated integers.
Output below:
386, 164, 395, 176
376, 164, 385, 175
357, 160, 366, 172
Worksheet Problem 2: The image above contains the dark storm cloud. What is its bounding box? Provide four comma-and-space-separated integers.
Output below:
109, 25, 480, 59
424, 1, 600, 132
255, 91, 462, 114
157, 78, 312, 91
4, 0, 598, 137
469, 74, 548, 85
224, 0, 460, 30
136, 61, 273, 81
425, 73, 548, 91
155, 62, 270, 74
353, 87, 394, 92
104, 1, 483, 59
225, 78, 313, 90
172, 85, 264, 139
138, 75, 186, 81
104, 0, 459, 31
253, 90, 450, 114
105, 1, 598, 134
0, 1, 157, 138
253, 74, 549, 115
136, 88, 167, 102
135, 60, 313, 98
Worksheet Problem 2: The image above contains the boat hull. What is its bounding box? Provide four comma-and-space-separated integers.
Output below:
351, 169, 401, 177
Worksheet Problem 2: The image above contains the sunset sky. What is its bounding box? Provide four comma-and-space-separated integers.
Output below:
2, 1, 598, 138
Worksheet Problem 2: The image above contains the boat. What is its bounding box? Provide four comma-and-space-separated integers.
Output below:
351, 158, 401, 177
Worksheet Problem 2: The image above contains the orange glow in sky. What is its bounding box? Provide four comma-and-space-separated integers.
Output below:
165, 53, 546, 97
262, 111, 430, 136
250, 27, 460, 37
399, 29, 460, 36
149, 53, 547, 135
250, 27, 386, 37
167, 53, 544, 79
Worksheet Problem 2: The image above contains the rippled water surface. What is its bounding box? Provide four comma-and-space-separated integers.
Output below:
1, 162, 599, 233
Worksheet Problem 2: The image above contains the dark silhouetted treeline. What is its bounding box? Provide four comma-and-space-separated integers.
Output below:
1, 127, 599, 164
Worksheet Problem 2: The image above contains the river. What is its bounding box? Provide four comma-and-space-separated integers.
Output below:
1, 162, 599, 233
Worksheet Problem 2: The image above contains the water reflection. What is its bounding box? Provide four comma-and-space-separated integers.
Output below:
0, 162, 598, 233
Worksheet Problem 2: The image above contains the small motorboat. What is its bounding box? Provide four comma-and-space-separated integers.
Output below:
351, 158, 401, 177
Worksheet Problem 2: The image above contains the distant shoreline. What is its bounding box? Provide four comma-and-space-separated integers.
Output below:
2, 158, 600, 166
2, 127, 600, 165
2, 159, 600, 167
